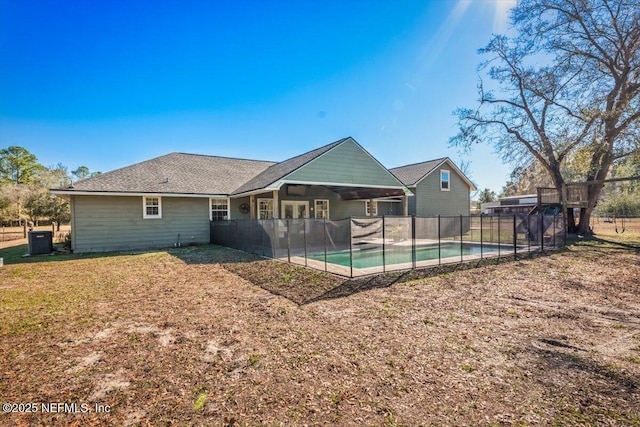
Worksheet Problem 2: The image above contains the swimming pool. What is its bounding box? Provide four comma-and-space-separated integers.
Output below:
308, 242, 513, 269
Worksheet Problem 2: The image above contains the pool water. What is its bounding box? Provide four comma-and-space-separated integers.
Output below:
309, 242, 510, 269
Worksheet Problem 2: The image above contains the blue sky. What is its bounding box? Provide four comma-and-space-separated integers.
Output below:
0, 0, 515, 194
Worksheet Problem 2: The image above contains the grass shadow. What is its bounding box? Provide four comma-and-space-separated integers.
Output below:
531, 344, 639, 394
179, 244, 555, 306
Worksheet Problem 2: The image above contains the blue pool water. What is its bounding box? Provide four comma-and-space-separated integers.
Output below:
309, 242, 511, 269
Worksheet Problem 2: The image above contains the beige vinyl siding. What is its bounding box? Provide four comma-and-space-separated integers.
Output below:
284, 139, 402, 187
72, 195, 210, 252
413, 163, 471, 217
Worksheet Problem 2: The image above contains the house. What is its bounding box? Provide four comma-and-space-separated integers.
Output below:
390, 158, 476, 216
52, 137, 475, 253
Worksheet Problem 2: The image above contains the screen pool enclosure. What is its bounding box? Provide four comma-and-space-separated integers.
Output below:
210, 214, 565, 278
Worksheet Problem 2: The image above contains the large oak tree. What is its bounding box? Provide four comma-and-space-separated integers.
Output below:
451, 0, 640, 234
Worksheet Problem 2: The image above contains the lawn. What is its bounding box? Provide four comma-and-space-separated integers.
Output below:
0, 232, 639, 426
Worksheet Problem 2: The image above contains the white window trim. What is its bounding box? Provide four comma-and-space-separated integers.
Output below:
209, 197, 230, 221
257, 198, 274, 219
314, 199, 329, 219
143, 196, 162, 219
440, 169, 451, 192
365, 200, 378, 216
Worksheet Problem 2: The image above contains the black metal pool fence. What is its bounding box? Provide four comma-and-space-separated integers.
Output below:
210, 214, 566, 278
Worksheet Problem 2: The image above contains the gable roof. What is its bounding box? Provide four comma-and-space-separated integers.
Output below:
231, 137, 349, 195
54, 153, 275, 196
389, 158, 447, 187
390, 157, 477, 191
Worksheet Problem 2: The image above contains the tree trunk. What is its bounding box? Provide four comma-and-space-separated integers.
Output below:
575, 181, 605, 236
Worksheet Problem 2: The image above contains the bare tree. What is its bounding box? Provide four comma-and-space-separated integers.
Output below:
451, 0, 640, 234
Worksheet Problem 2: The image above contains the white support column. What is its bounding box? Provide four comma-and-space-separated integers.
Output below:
403, 194, 409, 216
272, 190, 279, 218
250, 195, 255, 220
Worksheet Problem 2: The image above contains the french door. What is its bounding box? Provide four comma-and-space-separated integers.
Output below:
281, 201, 309, 219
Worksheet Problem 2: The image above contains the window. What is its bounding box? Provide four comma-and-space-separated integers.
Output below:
210, 198, 229, 221
440, 170, 450, 191
365, 200, 378, 216
314, 199, 329, 219
143, 196, 162, 219
258, 198, 273, 219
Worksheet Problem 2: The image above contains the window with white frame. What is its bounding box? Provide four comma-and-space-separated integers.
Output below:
143, 196, 162, 219
314, 199, 329, 219
365, 200, 378, 216
440, 169, 450, 191
258, 198, 273, 219
210, 198, 229, 221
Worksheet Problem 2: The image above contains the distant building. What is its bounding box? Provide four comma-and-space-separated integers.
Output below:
481, 194, 538, 215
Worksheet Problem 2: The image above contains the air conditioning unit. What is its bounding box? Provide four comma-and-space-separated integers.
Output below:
28, 231, 53, 255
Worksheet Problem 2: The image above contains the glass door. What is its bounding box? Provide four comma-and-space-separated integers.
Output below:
281, 201, 309, 219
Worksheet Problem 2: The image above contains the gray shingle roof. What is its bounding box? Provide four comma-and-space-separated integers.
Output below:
231, 137, 349, 195
61, 153, 275, 195
389, 158, 447, 186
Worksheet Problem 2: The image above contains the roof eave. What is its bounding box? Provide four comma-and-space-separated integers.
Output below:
50, 189, 229, 198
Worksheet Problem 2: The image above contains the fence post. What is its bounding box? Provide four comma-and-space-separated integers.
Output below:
480, 215, 484, 260
497, 215, 501, 258
286, 219, 291, 263
460, 214, 463, 263
527, 214, 531, 255
235, 220, 239, 249
323, 218, 327, 272
303, 219, 307, 267
540, 213, 544, 252
349, 217, 353, 278
513, 214, 517, 259
382, 216, 386, 273
553, 214, 556, 248
438, 215, 441, 266
412, 215, 416, 269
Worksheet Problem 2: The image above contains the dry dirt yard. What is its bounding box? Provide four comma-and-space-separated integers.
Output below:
0, 234, 639, 426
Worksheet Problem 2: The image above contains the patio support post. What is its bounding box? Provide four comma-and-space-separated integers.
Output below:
369, 199, 374, 217
250, 195, 255, 220
403, 194, 408, 216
